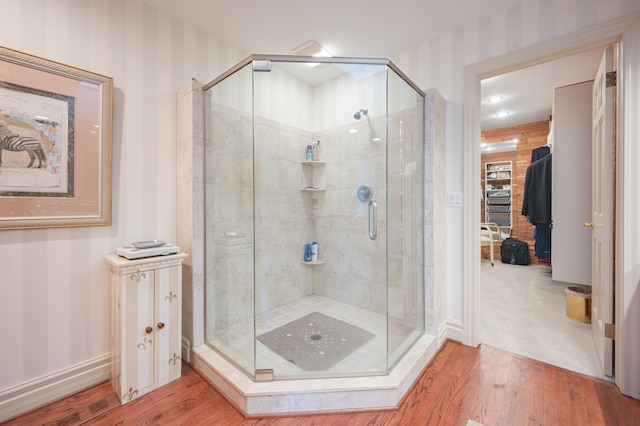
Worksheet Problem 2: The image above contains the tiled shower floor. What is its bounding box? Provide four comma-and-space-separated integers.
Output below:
208, 295, 420, 377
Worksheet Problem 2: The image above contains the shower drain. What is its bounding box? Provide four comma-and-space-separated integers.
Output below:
256, 312, 375, 371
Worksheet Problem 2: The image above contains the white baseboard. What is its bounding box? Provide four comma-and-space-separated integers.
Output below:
0, 354, 110, 423
438, 319, 464, 345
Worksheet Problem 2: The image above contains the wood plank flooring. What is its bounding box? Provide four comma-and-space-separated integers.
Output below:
5, 341, 640, 426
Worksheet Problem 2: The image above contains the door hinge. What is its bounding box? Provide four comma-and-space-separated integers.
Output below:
606, 71, 616, 88
255, 369, 274, 381
252, 60, 271, 72
605, 323, 615, 339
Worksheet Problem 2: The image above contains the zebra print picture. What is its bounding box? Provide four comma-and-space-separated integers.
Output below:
0, 81, 74, 197
0, 45, 112, 230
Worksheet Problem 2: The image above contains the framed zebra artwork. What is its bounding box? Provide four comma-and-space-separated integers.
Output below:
0, 45, 113, 230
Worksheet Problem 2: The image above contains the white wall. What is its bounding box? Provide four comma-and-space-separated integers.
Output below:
389, 0, 640, 324
0, 0, 246, 393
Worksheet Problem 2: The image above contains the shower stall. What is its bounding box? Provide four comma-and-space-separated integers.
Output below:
203, 55, 426, 382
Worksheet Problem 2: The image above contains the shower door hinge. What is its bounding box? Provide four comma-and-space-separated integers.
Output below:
255, 369, 274, 381
606, 71, 616, 87
253, 60, 272, 72
605, 323, 615, 340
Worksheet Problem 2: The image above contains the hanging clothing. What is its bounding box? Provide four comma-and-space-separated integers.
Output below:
522, 153, 552, 224
534, 223, 552, 260
531, 145, 551, 163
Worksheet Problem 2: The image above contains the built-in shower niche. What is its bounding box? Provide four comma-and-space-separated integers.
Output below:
177, 55, 445, 416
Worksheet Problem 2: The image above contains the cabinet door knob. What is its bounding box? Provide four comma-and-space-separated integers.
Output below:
583, 222, 594, 228
157, 322, 165, 330
145, 326, 153, 334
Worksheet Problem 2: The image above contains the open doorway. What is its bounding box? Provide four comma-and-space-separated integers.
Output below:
462, 13, 640, 401
477, 48, 611, 380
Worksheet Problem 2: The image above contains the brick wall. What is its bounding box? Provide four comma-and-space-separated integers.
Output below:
481, 121, 550, 263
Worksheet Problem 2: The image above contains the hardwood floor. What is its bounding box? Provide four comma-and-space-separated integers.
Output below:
5, 341, 640, 426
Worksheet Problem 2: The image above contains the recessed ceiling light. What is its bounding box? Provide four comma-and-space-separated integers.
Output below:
487, 96, 503, 103
496, 111, 510, 118
480, 143, 487, 147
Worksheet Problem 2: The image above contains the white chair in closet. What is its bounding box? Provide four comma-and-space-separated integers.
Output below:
480, 222, 502, 266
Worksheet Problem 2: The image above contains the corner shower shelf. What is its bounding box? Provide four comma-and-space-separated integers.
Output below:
301, 187, 325, 192
302, 260, 325, 265
301, 161, 326, 165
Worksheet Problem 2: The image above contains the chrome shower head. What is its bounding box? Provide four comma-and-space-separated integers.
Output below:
354, 108, 368, 120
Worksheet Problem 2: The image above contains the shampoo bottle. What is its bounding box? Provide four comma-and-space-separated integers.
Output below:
306, 145, 313, 161
311, 241, 318, 262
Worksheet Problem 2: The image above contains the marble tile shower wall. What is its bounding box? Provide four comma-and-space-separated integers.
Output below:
206, 103, 254, 334
308, 117, 386, 315
207, 103, 314, 332
387, 110, 423, 328
312, 109, 422, 324
207, 103, 422, 332
253, 117, 315, 314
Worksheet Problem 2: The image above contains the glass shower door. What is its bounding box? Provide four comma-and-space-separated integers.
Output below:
252, 60, 389, 379
203, 62, 256, 377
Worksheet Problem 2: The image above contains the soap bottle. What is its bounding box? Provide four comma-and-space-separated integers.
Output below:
304, 244, 312, 262
311, 241, 318, 262
312, 140, 320, 161
306, 145, 313, 161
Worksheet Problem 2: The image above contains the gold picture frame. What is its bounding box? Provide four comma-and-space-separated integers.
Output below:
0, 45, 113, 230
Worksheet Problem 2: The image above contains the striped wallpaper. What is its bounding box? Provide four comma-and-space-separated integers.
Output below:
0, 0, 638, 400
0, 0, 247, 391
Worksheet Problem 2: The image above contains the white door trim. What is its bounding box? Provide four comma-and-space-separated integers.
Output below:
462, 13, 640, 397
617, 15, 640, 400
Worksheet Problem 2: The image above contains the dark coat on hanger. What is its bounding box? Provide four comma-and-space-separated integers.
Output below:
531, 145, 551, 163
522, 154, 552, 224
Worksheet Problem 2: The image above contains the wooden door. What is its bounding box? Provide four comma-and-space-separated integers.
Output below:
590, 46, 615, 377
551, 82, 592, 285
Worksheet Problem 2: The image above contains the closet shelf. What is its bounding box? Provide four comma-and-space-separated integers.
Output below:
484, 160, 512, 228
302, 260, 325, 265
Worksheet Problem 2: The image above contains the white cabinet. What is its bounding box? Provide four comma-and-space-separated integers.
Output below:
106, 253, 187, 404
484, 160, 512, 230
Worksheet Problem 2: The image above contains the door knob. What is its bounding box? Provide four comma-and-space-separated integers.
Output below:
583, 222, 594, 228
145, 326, 153, 334
157, 322, 165, 330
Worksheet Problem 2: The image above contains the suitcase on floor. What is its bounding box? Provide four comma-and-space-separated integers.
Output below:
500, 238, 529, 265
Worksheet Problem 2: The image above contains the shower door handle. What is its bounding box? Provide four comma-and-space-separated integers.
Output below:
369, 200, 377, 241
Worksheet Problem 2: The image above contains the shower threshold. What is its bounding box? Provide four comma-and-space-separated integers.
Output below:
192, 332, 437, 416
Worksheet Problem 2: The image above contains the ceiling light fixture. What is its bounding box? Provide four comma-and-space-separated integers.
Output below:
496, 111, 510, 118
292, 40, 333, 67
487, 95, 503, 103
